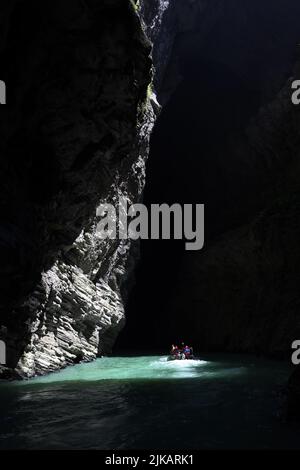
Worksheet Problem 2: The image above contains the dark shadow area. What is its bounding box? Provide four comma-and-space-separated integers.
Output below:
116, 0, 300, 352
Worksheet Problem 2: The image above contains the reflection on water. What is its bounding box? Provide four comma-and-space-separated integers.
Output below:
0, 354, 299, 449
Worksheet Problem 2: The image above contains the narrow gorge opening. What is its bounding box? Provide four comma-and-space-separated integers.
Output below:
116, 0, 300, 353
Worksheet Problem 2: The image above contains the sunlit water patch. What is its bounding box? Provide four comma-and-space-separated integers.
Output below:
24, 356, 209, 384
0, 354, 299, 449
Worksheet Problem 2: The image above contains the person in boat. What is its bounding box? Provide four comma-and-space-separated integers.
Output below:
182, 344, 191, 359
170, 344, 179, 357
176, 342, 184, 359
182, 344, 195, 359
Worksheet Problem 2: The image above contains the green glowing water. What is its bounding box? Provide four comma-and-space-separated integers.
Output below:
26, 356, 209, 383
0, 354, 299, 449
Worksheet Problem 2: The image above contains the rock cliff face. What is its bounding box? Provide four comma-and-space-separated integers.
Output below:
0, 0, 158, 377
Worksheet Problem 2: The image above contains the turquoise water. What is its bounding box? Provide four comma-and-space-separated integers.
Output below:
26, 356, 209, 382
0, 354, 299, 449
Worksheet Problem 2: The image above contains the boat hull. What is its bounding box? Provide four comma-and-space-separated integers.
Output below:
167, 354, 194, 361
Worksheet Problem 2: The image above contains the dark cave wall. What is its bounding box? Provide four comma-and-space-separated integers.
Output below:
172, 76, 300, 356
0, 0, 156, 377
152, 0, 300, 104
120, 0, 300, 356
160, 1, 300, 357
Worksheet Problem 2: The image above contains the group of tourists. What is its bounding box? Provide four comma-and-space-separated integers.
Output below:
170, 343, 194, 360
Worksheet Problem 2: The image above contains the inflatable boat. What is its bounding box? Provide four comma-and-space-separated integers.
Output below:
167, 353, 194, 361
